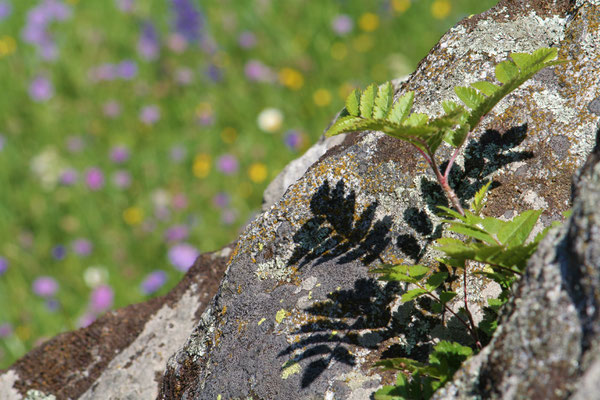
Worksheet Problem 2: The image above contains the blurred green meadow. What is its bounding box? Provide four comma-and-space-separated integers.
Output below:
0, 0, 496, 368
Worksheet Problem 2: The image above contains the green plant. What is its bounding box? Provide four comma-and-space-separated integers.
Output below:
326, 48, 568, 398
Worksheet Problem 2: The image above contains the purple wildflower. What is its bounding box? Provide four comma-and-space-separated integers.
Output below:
103, 100, 121, 118
244, 60, 272, 82
45, 298, 60, 312
32, 276, 59, 297
29, 75, 54, 102
212, 192, 230, 208
221, 209, 237, 225
238, 31, 256, 49
171, 0, 204, 43
164, 224, 189, 242
284, 129, 303, 150
78, 313, 95, 328
174, 67, 193, 85
138, 21, 160, 61
0, 257, 8, 275
0, 323, 13, 338
140, 105, 160, 125
110, 145, 130, 163
85, 167, 105, 190
0, 2, 12, 21
71, 238, 93, 256
22, 0, 71, 60
172, 192, 188, 210
112, 170, 132, 189
60, 168, 78, 185
168, 243, 199, 271
331, 14, 353, 35
90, 284, 114, 313
117, 60, 137, 80
66, 135, 85, 153
216, 154, 238, 175
140, 270, 167, 295
206, 64, 222, 82
115, 0, 134, 13
52, 245, 66, 260
170, 145, 186, 162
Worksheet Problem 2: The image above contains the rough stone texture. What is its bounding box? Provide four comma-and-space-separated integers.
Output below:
158, 1, 600, 399
3, 0, 600, 399
0, 245, 233, 399
433, 130, 600, 400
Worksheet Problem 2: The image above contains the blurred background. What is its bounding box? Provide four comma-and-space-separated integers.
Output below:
0, 0, 496, 368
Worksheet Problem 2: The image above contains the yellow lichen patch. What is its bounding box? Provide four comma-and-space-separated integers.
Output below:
258, 317, 267, 326
281, 360, 301, 379
275, 309, 289, 324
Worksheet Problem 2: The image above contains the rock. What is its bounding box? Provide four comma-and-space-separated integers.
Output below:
159, 1, 600, 398
0, 246, 234, 399
433, 130, 600, 400
3, 0, 600, 398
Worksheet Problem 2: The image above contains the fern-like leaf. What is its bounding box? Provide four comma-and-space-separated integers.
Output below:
345, 89, 361, 116
471, 181, 492, 215
374, 82, 394, 119
455, 86, 485, 110
388, 91, 414, 125
360, 84, 377, 118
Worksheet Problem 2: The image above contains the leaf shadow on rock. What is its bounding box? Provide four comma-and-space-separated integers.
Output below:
287, 179, 393, 270
399, 124, 534, 263
279, 125, 535, 390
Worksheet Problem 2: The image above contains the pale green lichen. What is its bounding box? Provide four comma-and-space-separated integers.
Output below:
281, 360, 301, 379
275, 309, 288, 324
255, 256, 294, 281
25, 390, 56, 400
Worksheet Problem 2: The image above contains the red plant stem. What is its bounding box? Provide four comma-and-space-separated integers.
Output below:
429, 153, 465, 216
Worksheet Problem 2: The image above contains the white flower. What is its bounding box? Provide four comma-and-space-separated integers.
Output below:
257, 108, 283, 133
83, 266, 109, 288
30, 147, 67, 190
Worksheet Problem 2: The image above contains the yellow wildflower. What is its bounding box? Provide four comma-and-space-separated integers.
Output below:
278, 67, 304, 90
123, 207, 143, 226
313, 89, 332, 107
392, 0, 411, 13
0, 36, 16, 58
358, 13, 379, 32
193, 153, 212, 178
248, 162, 268, 183
353, 34, 374, 53
431, 0, 451, 19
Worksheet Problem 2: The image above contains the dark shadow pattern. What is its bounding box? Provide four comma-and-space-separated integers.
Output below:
288, 179, 392, 269
282, 125, 536, 389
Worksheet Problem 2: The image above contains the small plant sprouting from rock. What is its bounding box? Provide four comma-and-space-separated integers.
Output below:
326, 48, 567, 398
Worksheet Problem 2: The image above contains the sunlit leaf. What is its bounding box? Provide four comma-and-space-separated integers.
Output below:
374, 82, 394, 119
345, 89, 361, 116
360, 84, 377, 118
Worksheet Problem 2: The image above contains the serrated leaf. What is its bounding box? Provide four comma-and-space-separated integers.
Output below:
437, 206, 465, 221
471, 181, 492, 215
439, 291, 457, 304
401, 288, 428, 303
388, 91, 414, 124
404, 112, 429, 127
371, 264, 418, 283
470, 81, 500, 96
495, 60, 519, 84
446, 223, 497, 245
442, 100, 460, 114
496, 209, 543, 246
425, 272, 448, 291
325, 116, 364, 137
374, 82, 394, 119
455, 86, 486, 109
479, 217, 506, 235
443, 124, 470, 148
360, 84, 377, 118
345, 89, 361, 116
408, 264, 430, 280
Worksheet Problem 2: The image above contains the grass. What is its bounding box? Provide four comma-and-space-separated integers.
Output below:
0, 0, 497, 369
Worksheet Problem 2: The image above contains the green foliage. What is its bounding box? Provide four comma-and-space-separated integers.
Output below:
327, 49, 566, 158
374, 341, 473, 400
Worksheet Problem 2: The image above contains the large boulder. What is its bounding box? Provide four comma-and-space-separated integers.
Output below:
2, 0, 600, 398
159, 0, 600, 399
